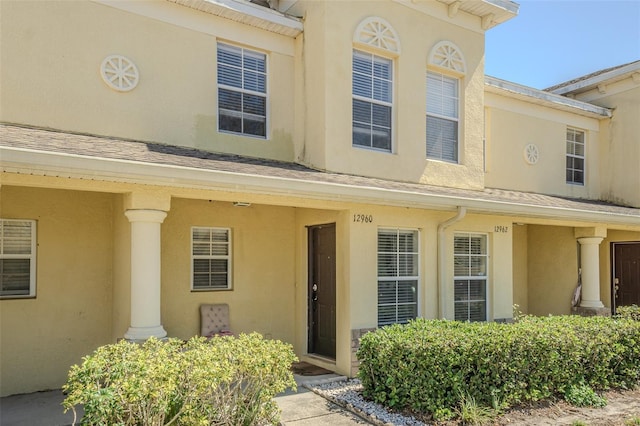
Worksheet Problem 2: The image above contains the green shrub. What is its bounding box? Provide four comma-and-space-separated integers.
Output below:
617, 305, 640, 321
564, 383, 607, 407
357, 316, 640, 419
62, 333, 297, 425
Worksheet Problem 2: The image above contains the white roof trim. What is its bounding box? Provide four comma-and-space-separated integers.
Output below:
166, 0, 302, 37
547, 61, 640, 95
485, 76, 612, 119
2, 146, 638, 226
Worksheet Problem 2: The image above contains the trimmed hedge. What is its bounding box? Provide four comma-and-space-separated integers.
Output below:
617, 304, 640, 321
357, 316, 640, 418
63, 333, 297, 425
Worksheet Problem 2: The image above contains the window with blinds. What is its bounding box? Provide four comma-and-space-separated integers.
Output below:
426, 71, 459, 163
217, 43, 267, 138
353, 50, 393, 152
454, 233, 487, 322
566, 127, 585, 185
192, 227, 232, 291
0, 219, 36, 298
377, 229, 418, 326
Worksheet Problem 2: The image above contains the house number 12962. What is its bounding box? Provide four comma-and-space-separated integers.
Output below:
353, 214, 373, 223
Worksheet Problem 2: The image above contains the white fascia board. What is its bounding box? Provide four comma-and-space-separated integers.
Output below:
485, 76, 612, 118
548, 62, 640, 95
483, 0, 519, 14
2, 146, 639, 226
201, 0, 301, 29
95, 0, 302, 38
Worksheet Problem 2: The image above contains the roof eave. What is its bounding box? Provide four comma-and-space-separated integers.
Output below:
166, 0, 302, 37
485, 76, 612, 119
547, 61, 640, 95
2, 146, 637, 226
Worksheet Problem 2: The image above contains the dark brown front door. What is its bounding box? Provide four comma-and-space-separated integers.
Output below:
612, 242, 640, 312
308, 223, 336, 359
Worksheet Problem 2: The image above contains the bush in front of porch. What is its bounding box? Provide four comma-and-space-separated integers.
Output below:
356, 316, 640, 422
62, 333, 297, 425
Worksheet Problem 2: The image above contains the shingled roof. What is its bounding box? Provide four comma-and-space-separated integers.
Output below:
1, 123, 639, 222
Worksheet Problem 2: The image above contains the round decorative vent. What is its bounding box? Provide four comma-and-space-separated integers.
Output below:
100, 55, 139, 92
524, 143, 539, 165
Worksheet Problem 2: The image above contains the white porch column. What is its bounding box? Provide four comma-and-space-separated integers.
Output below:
124, 209, 168, 340
578, 237, 605, 308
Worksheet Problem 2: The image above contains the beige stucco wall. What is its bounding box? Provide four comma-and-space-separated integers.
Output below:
485, 94, 602, 199
294, 0, 486, 190
161, 198, 297, 342
0, 186, 115, 397
593, 84, 640, 208
0, 0, 296, 161
512, 223, 529, 314
527, 225, 578, 316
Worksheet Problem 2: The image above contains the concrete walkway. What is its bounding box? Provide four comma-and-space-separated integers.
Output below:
0, 375, 370, 426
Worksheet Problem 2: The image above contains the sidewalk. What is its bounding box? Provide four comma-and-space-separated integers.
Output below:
0, 374, 371, 426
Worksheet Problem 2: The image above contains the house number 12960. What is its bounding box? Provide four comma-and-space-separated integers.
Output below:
353, 214, 373, 223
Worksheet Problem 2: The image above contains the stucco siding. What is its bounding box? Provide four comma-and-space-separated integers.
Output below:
161, 198, 297, 343
0, 0, 296, 161
0, 187, 114, 396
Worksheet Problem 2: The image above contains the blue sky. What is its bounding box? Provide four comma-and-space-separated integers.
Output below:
485, 0, 640, 89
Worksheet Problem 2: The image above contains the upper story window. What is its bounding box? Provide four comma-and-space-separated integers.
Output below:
377, 228, 419, 326
217, 42, 267, 138
566, 127, 585, 185
192, 227, 232, 291
353, 50, 393, 152
454, 233, 488, 322
352, 17, 400, 153
1, 219, 36, 299
426, 41, 465, 164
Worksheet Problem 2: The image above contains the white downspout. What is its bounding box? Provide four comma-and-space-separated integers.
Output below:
437, 206, 467, 319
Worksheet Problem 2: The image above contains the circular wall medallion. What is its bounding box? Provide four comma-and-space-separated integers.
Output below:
100, 55, 139, 92
524, 143, 539, 165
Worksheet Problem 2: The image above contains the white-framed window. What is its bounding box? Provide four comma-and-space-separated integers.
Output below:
191, 227, 232, 291
0, 219, 36, 299
353, 50, 393, 152
426, 71, 459, 163
217, 42, 267, 138
377, 228, 419, 326
454, 233, 487, 322
566, 127, 585, 185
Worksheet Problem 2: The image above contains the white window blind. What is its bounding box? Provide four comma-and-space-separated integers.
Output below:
217, 43, 267, 137
454, 233, 487, 322
192, 227, 232, 291
377, 229, 418, 326
353, 50, 393, 152
566, 128, 585, 185
427, 71, 459, 163
0, 219, 36, 298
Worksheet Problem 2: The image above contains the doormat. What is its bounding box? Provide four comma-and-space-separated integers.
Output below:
291, 361, 334, 376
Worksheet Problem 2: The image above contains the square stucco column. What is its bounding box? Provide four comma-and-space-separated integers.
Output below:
578, 237, 605, 309
124, 209, 168, 341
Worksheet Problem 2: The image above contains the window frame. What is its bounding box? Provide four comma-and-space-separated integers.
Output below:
426, 70, 460, 163
217, 42, 268, 139
0, 219, 37, 299
352, 49, 394, 153
377, 228, 420, 327
453, 233, 488, 322
191, 226, 233, 292
566, 127, 585, 185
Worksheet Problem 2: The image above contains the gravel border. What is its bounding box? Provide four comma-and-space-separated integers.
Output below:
304, 378, 426, 426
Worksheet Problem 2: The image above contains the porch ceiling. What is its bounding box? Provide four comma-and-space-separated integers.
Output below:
1, 123, 639, 225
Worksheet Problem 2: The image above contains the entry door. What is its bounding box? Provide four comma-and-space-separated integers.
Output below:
613, 242, 640, 311
308, 223, 336, 358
